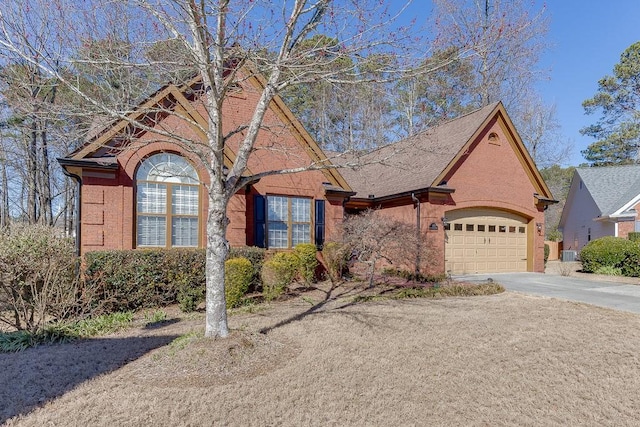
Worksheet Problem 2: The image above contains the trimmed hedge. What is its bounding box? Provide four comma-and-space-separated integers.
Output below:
83, 249, 206, 314
229, 246, 266, 291
225, 257, 253, 308
261, 252, 300, 301
580, 236, 640, 276
629, 232, 640, 242
294, 243, 319, 284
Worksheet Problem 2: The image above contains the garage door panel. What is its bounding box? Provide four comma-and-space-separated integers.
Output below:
445, 209, 528, 274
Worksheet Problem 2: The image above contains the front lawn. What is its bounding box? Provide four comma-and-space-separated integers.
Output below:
3, 280, 640, 426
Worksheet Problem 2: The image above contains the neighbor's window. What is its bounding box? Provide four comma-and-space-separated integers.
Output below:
267, 195, 311, 248
136, 153, 200, 248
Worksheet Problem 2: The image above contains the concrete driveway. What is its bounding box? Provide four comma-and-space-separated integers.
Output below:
455, 266, 640, 314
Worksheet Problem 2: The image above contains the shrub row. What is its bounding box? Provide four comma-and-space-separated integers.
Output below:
84, 244, 321, 312
580, 236, 640, 277
84, 249, 206, 314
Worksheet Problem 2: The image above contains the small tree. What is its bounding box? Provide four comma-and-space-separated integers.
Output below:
341, 209, 419, 287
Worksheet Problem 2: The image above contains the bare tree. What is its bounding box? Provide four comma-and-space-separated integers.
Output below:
341, 209, 419, 288
513, 97, 572, 168
0, 0, 436, 338
430, 0, 549, 110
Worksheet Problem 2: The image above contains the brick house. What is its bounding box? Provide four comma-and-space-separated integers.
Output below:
559, 165, 640, 253
58, 74, 353, 256
59, 75, 554, 275
341, 102, 555, 274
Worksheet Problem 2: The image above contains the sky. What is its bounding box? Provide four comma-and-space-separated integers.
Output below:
538, 1, 640, 166
401, 0, 640, 167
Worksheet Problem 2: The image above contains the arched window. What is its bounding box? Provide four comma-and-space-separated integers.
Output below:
136, 153, 200, 248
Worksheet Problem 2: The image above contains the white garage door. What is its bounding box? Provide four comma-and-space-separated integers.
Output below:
445, 209, 528, 274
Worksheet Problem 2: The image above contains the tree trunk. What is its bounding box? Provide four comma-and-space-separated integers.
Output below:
28, 123, 38, 223
204, 187, 230, 338
38, 126, 53, 225
0, 137, 9, 227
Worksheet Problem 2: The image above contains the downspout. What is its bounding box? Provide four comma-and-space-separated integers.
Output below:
60, 168, 82, 256
411, 192, 421, 275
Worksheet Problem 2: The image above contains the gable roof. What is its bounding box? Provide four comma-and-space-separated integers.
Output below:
340, 102, 552, 200
574, 165, 640, 216
60, 70, 352, 191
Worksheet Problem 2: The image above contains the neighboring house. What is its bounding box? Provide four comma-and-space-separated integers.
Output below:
341, 102, 555, 275
59, 75, 554, 275
559, 165, 640, 253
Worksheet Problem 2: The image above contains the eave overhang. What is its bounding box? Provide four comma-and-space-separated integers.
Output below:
57, 157, 119, 170
345, 186, 455, 209
534, 193, 559, 208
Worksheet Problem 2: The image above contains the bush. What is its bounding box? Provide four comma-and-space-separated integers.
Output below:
83, 248, 205, 314
229, 246, 266, 290
322, 242, 350, 281
547, 228, 562, 242
0, 224, 80, 333
544, 243, 550, 266
382, 267, 447, 283
594, 265, 623, 276
629, 232, 640, 242
261, 252, 300, 301
177, 286, 203, 313
294, 243, 319, 285
225, 257, 253, 308
580, 236, 640, 276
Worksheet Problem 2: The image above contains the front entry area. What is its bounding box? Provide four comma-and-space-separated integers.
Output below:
444, 208, 529, 274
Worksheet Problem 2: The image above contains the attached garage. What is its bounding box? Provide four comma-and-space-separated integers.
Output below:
340, 102, 555, 275
445, 209, 529, 274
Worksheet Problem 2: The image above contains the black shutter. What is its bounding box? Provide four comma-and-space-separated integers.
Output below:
254, 195, 266, 248
315, 199, 325, 249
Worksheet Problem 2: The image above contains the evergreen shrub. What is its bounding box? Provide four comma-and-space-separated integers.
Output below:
580, 236, 640, 276
83, 248, 205, 313
294, 243, 319, 284
225, 257, 253, 308
229, 246, 266, 290
261, 252, 300, 301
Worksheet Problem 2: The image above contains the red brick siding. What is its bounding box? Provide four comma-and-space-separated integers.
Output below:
372, 118, 546, 273
78, 87, 344, 254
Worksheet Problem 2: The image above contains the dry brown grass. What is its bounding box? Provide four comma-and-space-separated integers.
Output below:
4, 280, 640, 426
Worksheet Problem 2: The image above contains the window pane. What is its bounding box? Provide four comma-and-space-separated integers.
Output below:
172, 185, 199, 215
292, 224, 311, 245
137, 216, 166, 246
172, 217, 198, 247
268, 222, 288, 248
291, 198, 311, 222
268, 196, 288, 222
137, 153, 199, 184
137, 183, 166, 214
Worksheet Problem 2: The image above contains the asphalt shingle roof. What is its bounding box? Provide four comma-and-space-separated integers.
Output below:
576, 165, 640, 216
338, 103, 499, 198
